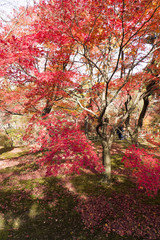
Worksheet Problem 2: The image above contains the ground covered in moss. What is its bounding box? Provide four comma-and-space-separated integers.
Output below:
0, 142, 159, 240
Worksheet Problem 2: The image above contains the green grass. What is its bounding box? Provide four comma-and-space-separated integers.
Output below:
0, 144, 159, 240
0, 146, 29, 160
0, 177, 135, 240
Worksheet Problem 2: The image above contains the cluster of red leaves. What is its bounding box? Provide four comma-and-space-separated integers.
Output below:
76, 193, 160, 239
32, 113, 104, 176
122, 145, 160, 197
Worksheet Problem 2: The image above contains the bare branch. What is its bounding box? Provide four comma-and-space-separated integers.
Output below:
3, 8, 28, 40
18, 64, 37, 79
3, 108, 23, 116
44, 51, 49, 72
123, 5, 160, 49
109, 44, 155, 106
74, 98, 98, 117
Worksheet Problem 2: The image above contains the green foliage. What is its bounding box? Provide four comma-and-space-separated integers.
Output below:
0, 133, 13, 149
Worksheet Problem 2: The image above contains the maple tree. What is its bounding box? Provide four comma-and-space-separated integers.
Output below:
0, 0, 159, 183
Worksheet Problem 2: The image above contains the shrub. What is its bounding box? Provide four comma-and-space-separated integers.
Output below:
122, 145, 160, 197
0, 132, 13, 148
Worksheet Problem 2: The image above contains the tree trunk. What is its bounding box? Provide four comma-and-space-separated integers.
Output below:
137, 96, 149, 128
84, 116, 89, 137
132, 95, 150, 144
101, 140, 112, 183
41, 99, 53, 116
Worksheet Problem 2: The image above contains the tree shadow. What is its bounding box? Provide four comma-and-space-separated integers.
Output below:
0, 178, 83, 240
71, 172, 160, 239
0, 174, 140, 240
0, 165, 160, 240
0, 147, 14, 155
1, 175, 107, 240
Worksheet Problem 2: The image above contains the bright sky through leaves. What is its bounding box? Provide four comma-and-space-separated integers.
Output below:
0, 0, 34, 21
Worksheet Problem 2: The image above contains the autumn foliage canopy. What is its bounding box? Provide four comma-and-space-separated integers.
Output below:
0, 0, 159, 196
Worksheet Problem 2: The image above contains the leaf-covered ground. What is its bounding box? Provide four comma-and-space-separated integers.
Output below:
0, 142, 160, 240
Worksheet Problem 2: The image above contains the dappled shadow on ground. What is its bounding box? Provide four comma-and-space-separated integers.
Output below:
0, 147, 13, 155
0, 170, 160, 240
70, 172, 160, 239
0, 146, 160, 240
0, 180, 83, 240
0, 177, 113, 240
0, 153, 43, 183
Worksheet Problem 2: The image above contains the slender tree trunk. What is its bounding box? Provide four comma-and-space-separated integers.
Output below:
132, 95, 150, 144
137, 96, 149, 128
84, 116, 89, 137
96, 116, 113, 183
42, 104, 52, 116
101, 140, 112, 183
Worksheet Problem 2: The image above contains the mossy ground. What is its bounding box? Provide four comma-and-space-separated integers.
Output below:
0, 141, 159, 240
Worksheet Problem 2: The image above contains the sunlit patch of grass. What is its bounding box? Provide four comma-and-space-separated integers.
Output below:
0, 147, 29, 160
0, 162, 39, 177
0, 167, 13, 174
71, 172, 113, 198
13, 161, 39, 173
111, 177, 136, 194
111, 154, 124, 169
